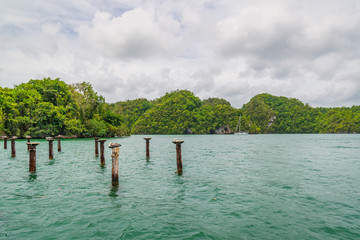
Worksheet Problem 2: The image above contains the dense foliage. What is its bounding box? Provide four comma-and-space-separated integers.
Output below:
242, 93, 360, 134
1, 79, 359, 137
110, 98, 154, 130
0, 78, 127, 138
113, 90, 240, 134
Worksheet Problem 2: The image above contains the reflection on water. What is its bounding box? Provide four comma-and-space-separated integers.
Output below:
99, 164, 106, 173
46, 159, 55, 165
145, 159, 152, 166
109, 185, 119, 198
28, 172, 37, 182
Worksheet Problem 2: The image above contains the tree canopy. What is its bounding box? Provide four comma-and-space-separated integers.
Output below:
0, 79, 359, 137
241, 93, 360, 134
0, 78, 127, 138
118, 90, 240, 134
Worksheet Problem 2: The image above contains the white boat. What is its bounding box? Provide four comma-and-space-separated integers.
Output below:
234, 115, 248, 135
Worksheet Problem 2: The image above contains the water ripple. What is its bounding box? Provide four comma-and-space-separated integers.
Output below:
1, 135, 360, 239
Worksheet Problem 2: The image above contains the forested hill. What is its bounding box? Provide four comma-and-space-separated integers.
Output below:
241, 93, 360, 134
0, 78, 359, 137
111, 90, 240, 134
0, 78, 129, 138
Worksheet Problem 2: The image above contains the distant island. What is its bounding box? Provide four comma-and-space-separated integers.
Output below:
0, 78, 359, 138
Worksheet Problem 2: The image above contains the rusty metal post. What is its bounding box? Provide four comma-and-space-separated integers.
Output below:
26, 136, 32, 151
172, 139, 184, 175
55, 135, 62, 152
98, 139, 107, 166
94, 137, 100, 157
144, 137, 151, 159
109, 143, 121, 186
10, 136, 17, 157
3, 136, 8, 149
46, 137, 54, 160
27, 142, 39, 172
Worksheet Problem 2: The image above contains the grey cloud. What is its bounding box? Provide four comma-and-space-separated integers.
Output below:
1, 0, 360, 108
215, 80, 250, 99
216, 2, 360, 87
190, 67, 221, 92
346, 86, 360, 106
95, 71, 173, 103
77, 9, 180, 60
330, 72, 360, 106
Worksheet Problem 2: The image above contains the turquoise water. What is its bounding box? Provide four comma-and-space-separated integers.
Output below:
1, 134, 360, 239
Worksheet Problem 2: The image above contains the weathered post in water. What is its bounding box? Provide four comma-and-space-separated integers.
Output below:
94, 137, 100, 157
26, 136, 32, 151
10, 136, 17, 157
46, 137, 54, 160
172, 139, 184, 175
27, 142, 39, 172
98, 139, 107, 166
144, 137, 152, 159
55, 135, 62, 152
3, 136, 8, 149
109, 143, 121, 186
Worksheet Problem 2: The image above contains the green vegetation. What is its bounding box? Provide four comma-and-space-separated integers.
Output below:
0, 79, 359, 138
112, 90, 240, 134
241, 93, 360, 134
0, 78, 127, 138
110, 98, 154, 130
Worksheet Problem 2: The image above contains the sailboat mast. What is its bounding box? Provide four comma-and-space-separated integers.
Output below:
235, 115, 241, 133
235, 114, 248, 135
239, 115, 241, 132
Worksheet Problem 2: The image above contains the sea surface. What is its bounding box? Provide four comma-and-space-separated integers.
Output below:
1, 134, 360, 239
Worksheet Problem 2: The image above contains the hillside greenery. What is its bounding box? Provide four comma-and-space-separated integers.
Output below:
127, 90, 240, 134
0, 79, 359, 138
241, 93, 360, 134
0, 78, 128, 138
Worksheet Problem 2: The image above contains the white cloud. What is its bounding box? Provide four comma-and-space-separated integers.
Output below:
77, 8, 180, 59
0, 0, 359, 107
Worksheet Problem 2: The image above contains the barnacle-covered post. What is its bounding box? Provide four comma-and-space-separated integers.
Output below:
56, 135, 62, 152
144, 137, 152, 159
94, 137, 100, 157
109, 143, 121, 186
10, 136, 18, 157
98, 139, 107, 166
46, 137, 54, 160
27, 142, 39, 172
3, 136, 8, 149
172, 139, 184, 175
26, 136, 32, 151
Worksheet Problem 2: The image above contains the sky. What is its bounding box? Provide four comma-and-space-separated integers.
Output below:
1, 0, 360, 108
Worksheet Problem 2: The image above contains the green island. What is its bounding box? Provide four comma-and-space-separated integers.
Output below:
0, 78, 359, 137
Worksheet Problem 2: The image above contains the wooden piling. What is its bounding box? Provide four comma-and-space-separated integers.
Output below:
27, 142, 39, 172
55, 135, 62, 152
26, 136, 32, 151
46, 137, 54, 160
144, 137, 152, 159
172, 139, 184, 175
98, 139, 107, 166
3, 136, 8, 149
94, 137, 100, 157
10, 136, 17, 157
109, 143, 121, 186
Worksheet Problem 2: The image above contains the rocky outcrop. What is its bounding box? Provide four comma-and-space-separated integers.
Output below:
268, 115, 277, 127
183, 128, 193, 134
215, 126, 231, 134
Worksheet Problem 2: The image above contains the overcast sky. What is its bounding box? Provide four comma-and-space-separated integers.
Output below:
1, 0, 359, 107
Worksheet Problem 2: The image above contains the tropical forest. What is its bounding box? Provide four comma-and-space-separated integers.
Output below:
0, 78, 359, 137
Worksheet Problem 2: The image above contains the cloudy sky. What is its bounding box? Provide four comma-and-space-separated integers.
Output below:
1, 0, 360, 107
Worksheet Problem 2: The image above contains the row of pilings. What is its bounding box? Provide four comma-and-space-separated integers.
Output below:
0, 136, 184, 186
